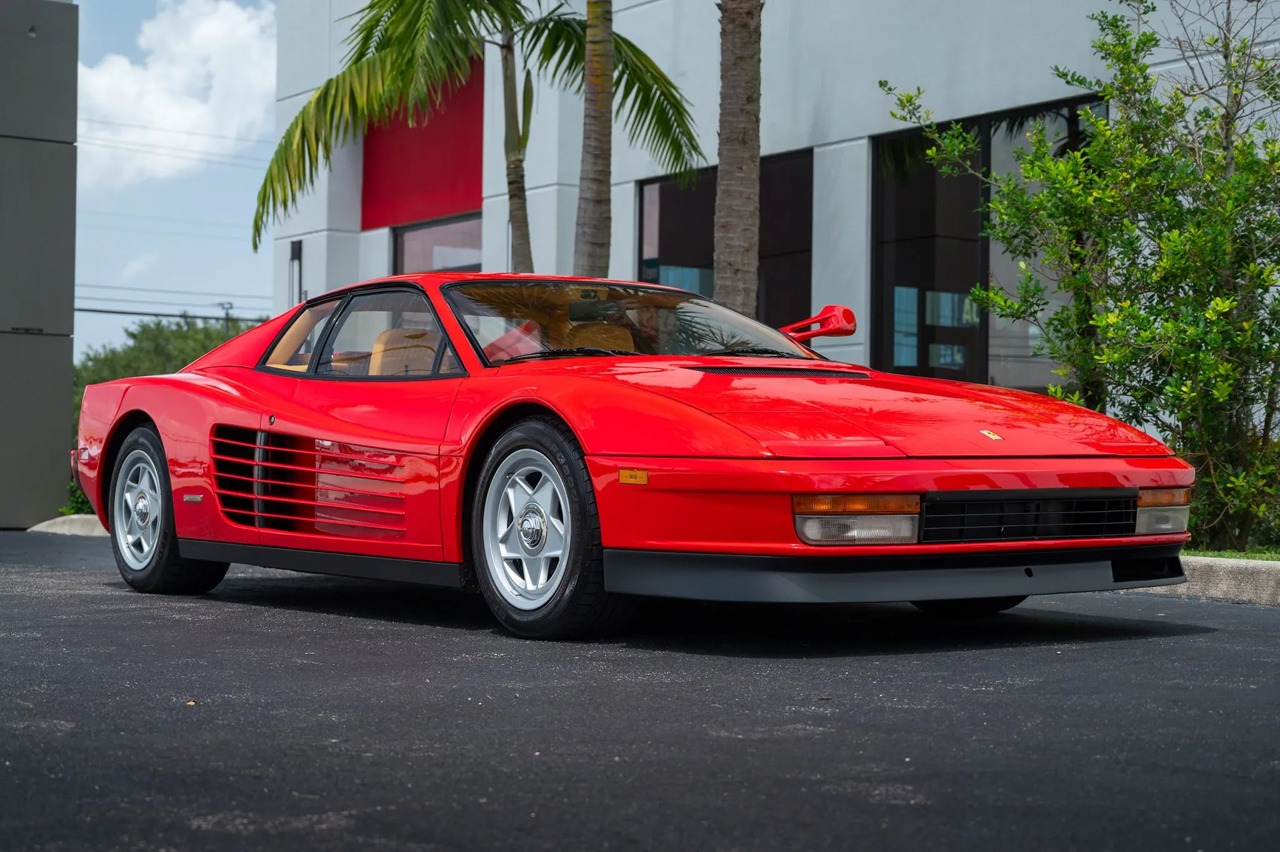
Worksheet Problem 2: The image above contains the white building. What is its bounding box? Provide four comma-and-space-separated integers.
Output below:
272, 0, 1109, 389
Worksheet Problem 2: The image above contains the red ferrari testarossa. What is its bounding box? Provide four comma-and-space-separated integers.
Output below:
75, 273, 1194, 637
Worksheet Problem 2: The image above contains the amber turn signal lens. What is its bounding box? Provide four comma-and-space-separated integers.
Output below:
1137, 488, 1192, 508
792, 494, 921, 515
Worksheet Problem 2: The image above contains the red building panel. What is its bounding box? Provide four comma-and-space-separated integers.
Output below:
361, 63, 484, 231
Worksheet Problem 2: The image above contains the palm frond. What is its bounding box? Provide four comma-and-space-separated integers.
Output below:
520, 12, 705, 177
345, 0, 523, 81
252, 53, 405, 250
254, 1, 527, 250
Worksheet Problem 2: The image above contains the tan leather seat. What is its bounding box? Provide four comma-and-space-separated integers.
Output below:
564, 322, 634, 352
368, 327, 439, 376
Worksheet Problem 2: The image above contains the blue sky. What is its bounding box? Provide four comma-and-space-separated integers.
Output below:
74, 0, 278, 359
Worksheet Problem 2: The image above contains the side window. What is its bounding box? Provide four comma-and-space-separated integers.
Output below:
263, 300, 340, 372
316, 289, 462, 379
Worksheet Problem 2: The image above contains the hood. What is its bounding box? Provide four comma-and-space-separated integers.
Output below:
518, 359, 1172, 459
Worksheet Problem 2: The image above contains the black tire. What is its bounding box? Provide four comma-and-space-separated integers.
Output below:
470, 417, 632, 638
910, 596, 1027, 617
108, 426, 229, 594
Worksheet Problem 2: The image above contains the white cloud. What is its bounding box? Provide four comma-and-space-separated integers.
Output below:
78, 0, 276, 191
120, 251, 159, 281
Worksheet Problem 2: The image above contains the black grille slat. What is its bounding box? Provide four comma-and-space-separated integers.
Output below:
689, 366, 870, 379
921, 492, 1137, 544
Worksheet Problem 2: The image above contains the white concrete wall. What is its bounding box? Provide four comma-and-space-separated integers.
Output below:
271, 0, 379, 311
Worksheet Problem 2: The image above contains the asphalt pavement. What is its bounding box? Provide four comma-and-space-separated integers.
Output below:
2, 531, 1278, 851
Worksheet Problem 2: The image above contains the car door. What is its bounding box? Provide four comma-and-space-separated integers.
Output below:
252, 286, 465, 563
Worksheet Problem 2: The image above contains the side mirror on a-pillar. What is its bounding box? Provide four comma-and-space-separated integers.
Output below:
777, 305, 857, 342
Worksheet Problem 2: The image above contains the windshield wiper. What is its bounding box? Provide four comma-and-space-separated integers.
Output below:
701, 346, 800, 358
500, 347, 640, 364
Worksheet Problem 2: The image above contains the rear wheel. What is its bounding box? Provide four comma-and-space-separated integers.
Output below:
109, 426, 228, 594
471, 418, 631, 638
910, 596, 1027, 617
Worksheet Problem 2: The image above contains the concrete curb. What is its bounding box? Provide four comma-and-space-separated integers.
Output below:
28, 515, 107, 537
1139, 556, 1280, 607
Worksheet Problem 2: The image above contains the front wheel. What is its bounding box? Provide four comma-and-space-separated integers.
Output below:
471, 418, 631, 638
910, 596, 1027, 617
108, 426, 228, 594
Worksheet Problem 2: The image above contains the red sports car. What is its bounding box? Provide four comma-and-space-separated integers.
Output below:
75, 273, 1194, 637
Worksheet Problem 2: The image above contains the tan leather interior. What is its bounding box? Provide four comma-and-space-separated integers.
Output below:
564, 322, 635, 352
369, 327, 440, 376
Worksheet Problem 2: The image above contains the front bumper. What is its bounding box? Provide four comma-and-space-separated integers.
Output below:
603, 543, 1185, 603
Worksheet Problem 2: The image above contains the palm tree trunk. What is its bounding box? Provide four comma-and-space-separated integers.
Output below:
713, 0, 763, 317
501, 28, 534, 273
573, 0, 614, 277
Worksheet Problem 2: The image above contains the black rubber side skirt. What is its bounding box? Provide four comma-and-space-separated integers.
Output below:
178, 539, 465, 589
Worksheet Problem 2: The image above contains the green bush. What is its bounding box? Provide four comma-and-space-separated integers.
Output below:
60, 480, 94, 517
883, 0, 1280, 549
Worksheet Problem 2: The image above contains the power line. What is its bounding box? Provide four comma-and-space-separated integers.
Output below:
78, 139, 265, 171
76, 222, 254, 243
78, 209, 249, 231
78, 295, 264, 309
77, 284, 272, 301
75, 307, 260, 322
77, 117, 274, 145
79, 135, 271, 165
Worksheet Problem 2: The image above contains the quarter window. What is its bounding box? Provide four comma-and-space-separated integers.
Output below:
316, 289, 461, 378
263, 300, 341, 372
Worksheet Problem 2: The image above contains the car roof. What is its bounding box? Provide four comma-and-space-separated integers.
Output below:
311, 272, 689, 302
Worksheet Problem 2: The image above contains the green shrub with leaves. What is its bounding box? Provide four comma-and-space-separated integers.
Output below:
882, 0, 1280, 549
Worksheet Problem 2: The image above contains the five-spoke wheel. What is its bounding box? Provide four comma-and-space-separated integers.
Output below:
113, 449, 163, 572
481, 448, 572, 610
107, 426, 228, 594
472, 418, 631, 638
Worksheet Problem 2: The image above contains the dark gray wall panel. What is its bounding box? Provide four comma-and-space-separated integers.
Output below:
0, 136, 75, 335
0, 0, 78, 143
0, 333, 73, 528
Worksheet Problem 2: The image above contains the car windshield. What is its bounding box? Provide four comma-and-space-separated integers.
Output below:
444, 281, 819, 364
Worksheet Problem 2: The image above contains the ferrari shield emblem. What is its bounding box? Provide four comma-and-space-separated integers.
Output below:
979, 430, 1003, 441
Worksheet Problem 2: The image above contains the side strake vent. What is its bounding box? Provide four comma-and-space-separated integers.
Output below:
689, 366, 871, 379
210, 425, 407, 539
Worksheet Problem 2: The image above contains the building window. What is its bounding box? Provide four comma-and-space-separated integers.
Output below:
394, 214, 482, 274
637, 149, 813, 328
872, 97, 1097, 390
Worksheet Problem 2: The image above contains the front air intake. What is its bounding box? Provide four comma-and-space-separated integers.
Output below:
920, 489, 1138, 544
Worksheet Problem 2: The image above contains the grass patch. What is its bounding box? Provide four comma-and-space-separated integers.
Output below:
1183, 548, 1280, 562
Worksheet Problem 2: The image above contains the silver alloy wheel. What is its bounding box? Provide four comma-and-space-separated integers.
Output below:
481, 448, 572, 611
113, 449, 163, 572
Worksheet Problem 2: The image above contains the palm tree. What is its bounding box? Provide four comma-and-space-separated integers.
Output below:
572, 0, 613, 277
252, 0, 704, 276
712, 0, 763, 318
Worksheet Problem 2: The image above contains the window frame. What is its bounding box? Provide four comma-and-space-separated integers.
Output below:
439, 278, 821, 368
393, 212, 483, 275
870, 94, 1100, 389
256, 283, 467, 382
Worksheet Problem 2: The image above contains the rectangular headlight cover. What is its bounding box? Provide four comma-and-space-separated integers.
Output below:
1135, 506, 1190, 535
1135, 488, 1191, 535
795, 514, 919, 545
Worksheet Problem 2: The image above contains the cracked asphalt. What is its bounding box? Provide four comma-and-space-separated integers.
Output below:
2, 531, 1278, 851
